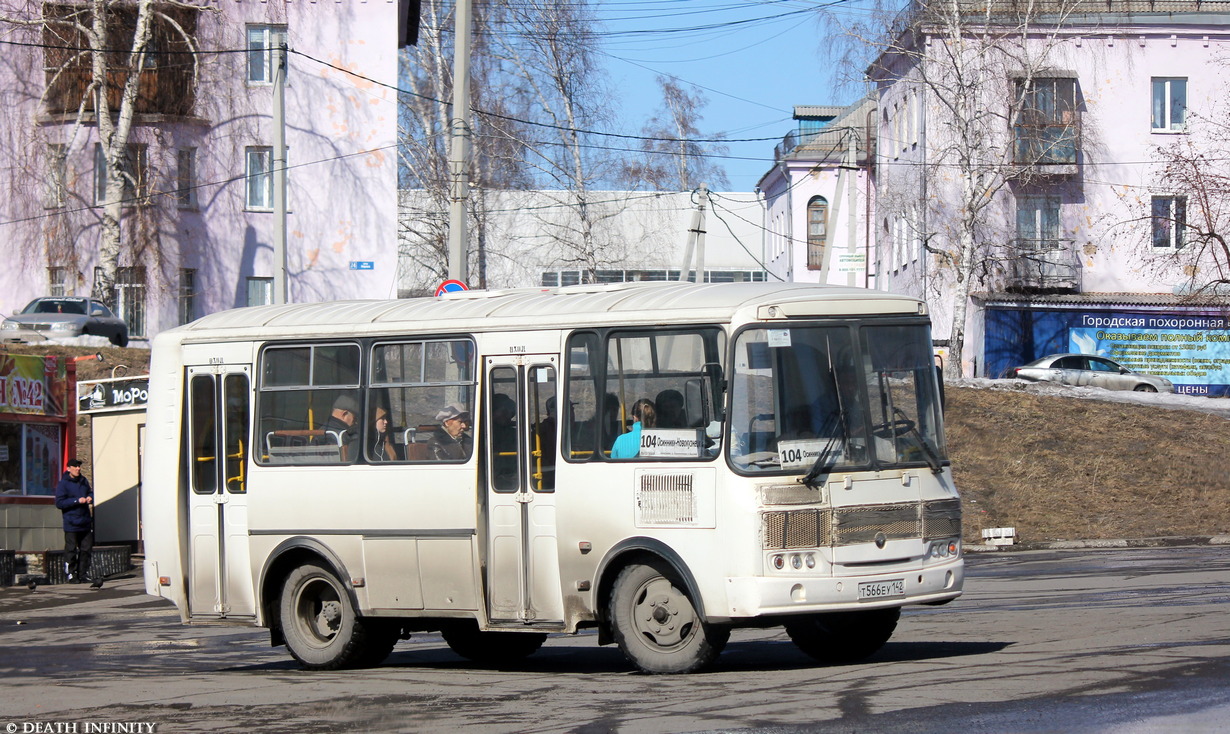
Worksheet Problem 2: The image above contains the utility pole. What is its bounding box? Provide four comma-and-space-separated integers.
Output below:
678, 184, 709, 283
446, 0, 472, 284
272, 41, 289, 304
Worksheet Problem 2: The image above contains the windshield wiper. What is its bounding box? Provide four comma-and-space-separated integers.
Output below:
800, 411, 845, 487
893, 407, 943, 474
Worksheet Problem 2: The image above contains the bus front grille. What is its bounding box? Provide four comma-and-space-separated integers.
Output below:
763, 499, 960, 549
923, 498, 962, 539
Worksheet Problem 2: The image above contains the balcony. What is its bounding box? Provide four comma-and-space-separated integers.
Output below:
1006, 239, 1080, 293
1013, 113, 1081, 176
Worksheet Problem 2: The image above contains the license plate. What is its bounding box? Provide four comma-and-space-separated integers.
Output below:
858, 579, 905, 600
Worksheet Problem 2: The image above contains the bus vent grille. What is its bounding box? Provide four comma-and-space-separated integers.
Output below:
832, 503, 919, 545
923, 499, 962, 539
636, 474, 696, 525
763, 510, 831, 549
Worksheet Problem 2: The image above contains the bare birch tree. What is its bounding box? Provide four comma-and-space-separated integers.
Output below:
840, 0, 1089, 376
1, 0, 205, 309
487, 0, 632, 282
1151, 103, 1230, 296
625, 75, 729, 192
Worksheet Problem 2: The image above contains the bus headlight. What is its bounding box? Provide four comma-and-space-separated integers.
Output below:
772, 554, 785, 570
927, 539, 960, 559
790, 554, 803, 570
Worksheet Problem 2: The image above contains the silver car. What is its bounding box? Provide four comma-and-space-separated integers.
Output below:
2, 296, 129, 347
1010, 353, 1174, 393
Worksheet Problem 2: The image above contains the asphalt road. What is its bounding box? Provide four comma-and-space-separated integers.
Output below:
1, 547, 1228, 733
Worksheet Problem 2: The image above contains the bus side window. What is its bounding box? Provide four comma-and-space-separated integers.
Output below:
564, 332, 600, 461
257, 344, 361, 466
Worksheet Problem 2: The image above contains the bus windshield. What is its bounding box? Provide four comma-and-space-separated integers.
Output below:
728, 321, 946, 475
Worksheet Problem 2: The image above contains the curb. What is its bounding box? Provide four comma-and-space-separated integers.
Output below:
966, 535, 1230, 552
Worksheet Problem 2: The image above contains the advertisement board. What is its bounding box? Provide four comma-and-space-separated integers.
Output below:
986, 307, 1230, 396
0, 354, 66, 417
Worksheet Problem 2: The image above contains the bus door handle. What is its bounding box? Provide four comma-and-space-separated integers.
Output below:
515, 492, 532, 504
213, 493, 229, 505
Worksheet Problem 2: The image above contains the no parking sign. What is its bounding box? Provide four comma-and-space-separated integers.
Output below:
435, 279, 469, 296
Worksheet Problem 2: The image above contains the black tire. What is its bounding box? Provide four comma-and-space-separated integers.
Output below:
1133, 384, 1157, 393
357, 620, 403, 667
785, 606, 901, 664
279, 561, 378, 670
441, 621, 547, 664
608, 559, 729, 674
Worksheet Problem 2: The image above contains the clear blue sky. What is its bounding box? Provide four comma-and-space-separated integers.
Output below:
595, 0, 874, 192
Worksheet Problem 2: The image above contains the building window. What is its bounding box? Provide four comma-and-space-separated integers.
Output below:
247, 277, 274, 307
1014, 78, 1078, 165
248, 25, 288, 84
1151, 78, 1186, 132
1016, 196, 1062, 250
48, 267, 71, 297
179, 268, 197, 325
112, 266, 146, 338
176, 148, 197, 209
1151, 196, 1186, 249
244, 146, 286, 210
94, 143, 148, 206
44, 144, 67, 208
806, 196, 828, 271
246, 147, 273, 210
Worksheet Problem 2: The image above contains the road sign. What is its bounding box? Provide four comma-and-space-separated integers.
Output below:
349, 261, 375, 271
436, 279, 469, 296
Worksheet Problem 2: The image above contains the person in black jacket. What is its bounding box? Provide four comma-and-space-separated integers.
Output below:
54, 458, 100, 588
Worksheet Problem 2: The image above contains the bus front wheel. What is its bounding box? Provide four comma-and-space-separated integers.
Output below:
785, 606, 901, 664
608, 560, 729, 674
279, 562, 383, 670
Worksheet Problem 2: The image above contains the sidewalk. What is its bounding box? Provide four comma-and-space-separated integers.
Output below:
0, 571, 152, 616
966, 534, 1230, 552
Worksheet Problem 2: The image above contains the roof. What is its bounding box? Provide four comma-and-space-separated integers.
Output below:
978, 292, 1230, 309
162, 282, 926, 344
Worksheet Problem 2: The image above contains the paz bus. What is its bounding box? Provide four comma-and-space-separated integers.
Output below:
142, 281, 963, 674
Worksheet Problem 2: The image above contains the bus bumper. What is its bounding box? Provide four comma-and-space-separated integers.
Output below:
722, 560, 963, 619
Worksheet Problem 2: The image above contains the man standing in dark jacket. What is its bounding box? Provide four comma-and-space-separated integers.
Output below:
54, 458, 100, 588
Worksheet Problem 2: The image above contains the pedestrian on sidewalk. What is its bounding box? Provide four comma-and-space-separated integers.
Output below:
54, 458, 101, 588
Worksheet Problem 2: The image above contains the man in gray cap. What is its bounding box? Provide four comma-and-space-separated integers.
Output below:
320, 394, 360, 460
428, 402, 473, 461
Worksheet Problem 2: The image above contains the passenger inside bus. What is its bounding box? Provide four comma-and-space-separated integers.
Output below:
369, 405, 402, 461
319, 394, 360, 460
428, 403, 473, 461
610, 398, 656, 459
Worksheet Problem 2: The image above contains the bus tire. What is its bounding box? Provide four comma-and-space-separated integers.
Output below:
608, 559, 728, 674
279, 562, 373, 670
441, 621, 547, 663
784, 606, 901, 664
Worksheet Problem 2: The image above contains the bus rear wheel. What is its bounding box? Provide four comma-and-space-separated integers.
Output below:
608, 560, 729, 674
441, 621, 547, 663
785, 606, 901, 664
279, 562, 382, 670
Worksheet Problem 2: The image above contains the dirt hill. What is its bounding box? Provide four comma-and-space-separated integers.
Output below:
7, 343, 1227, 544
946, 384, 1230, 544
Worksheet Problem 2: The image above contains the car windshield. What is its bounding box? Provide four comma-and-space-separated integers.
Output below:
728, 320, 946, 475
23, 299, 86, 316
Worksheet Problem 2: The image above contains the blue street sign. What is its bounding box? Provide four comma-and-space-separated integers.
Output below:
349, 261, 375, 271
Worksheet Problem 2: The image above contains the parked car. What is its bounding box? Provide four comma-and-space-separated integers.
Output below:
2, 296, 129, 347
1009, 353, 1174, 393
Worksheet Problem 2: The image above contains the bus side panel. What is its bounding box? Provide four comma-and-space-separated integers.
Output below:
142, 331, 189, 617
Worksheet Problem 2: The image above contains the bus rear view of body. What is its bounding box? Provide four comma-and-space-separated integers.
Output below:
143, 282, 962, 674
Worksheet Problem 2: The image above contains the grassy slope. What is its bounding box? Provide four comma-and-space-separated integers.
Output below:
946, 385, 1230, 543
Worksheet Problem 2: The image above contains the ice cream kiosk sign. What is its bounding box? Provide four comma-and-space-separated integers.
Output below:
0, 354, 65, 416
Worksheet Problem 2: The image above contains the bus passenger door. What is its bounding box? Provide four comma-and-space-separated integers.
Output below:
186, 366, 255, 619
484, 357, 564, 624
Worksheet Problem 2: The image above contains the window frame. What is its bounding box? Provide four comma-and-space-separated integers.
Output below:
176, 147, 198, 209
247, 25, 288, 85
806, 196, 829, 271
1151, 77, 1187, 133
94, 143, 149, 206
1151, 195, 1187, 249
44, 143, 67, 209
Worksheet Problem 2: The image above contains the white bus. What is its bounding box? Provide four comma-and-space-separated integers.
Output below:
143, 282, 962, 674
